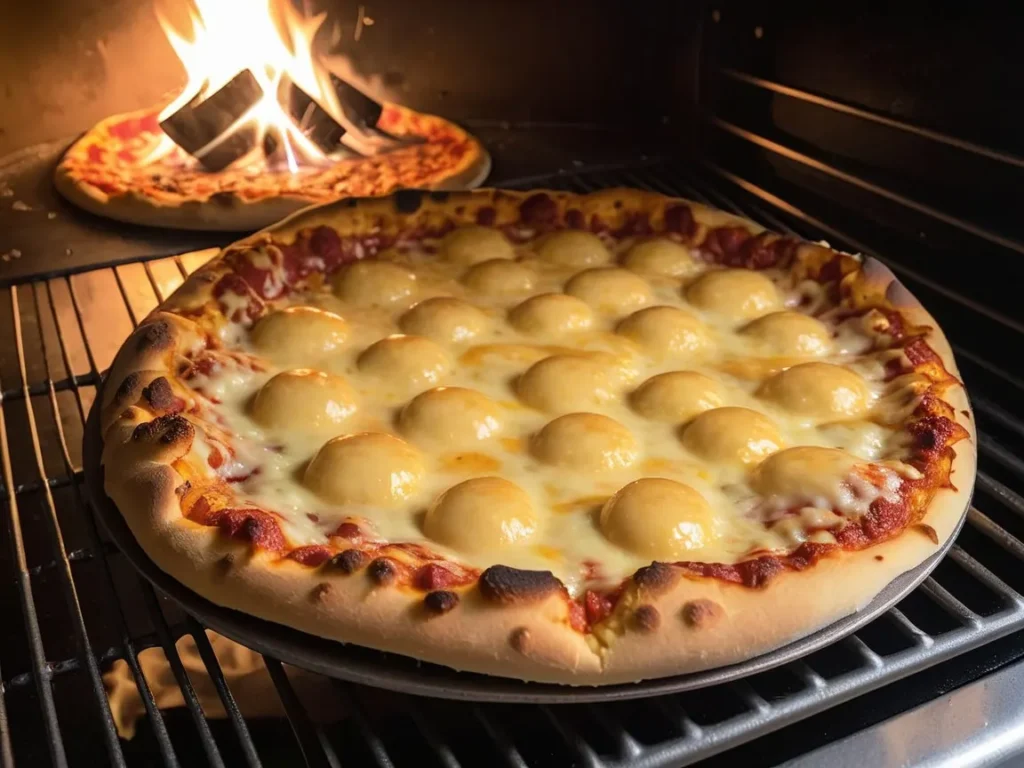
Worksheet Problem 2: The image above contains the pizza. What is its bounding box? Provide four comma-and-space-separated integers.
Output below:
97, 188, 975, 685
55, 104, 488, 231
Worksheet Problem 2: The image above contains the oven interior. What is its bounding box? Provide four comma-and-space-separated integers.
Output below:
1, 1, 1023, 766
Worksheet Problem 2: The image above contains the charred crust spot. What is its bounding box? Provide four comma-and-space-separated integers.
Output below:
141, 377, 177, 410
114, 372, 141, 404
565, 209, 585, 229
681, 599, 723, 629
137, 320, 173, 352
509, 627, 531, 654
424, 590, 459, 615
960, 409, 971, 419
175, 480, 192, 498
131, 414, 195, 446
311, 582, 332, 602
475, 206, 497, 226
478, 565, 561, 605
519, 193, 559, 228
631, 604, 661, 633
633, 562, 679, 595
393, 189, 424, 213
368, 557, 398, 586
874, 555, 885, 561
914, 523, 939, 545
329, 549, 369, 574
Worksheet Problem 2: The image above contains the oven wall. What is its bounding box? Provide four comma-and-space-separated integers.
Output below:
0, 0, 697, 156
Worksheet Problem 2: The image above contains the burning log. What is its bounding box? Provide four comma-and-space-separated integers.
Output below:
160, 70, 263, 168
193, 122, 260, 172
278, 76, 348, 154
329, 75, 405, 142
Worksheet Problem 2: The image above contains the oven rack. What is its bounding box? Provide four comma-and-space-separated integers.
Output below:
1, 158, 1024, 768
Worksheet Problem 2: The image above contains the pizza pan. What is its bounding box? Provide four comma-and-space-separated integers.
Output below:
84, 389, 970, 704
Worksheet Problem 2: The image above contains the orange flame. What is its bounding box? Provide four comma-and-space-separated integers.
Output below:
155, 0, 341, 171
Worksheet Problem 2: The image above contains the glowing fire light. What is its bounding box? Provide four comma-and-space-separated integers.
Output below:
154, 0, 347, 171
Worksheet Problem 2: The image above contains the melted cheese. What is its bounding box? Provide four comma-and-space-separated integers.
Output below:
530, 413, 639, 472
250, 307, 349, 365
685, 269, 781, 323
565, 268, 653, 314
535, 230, 611, 267
621, 238, 698, 277
440, 226, 516, 264
190, 238, 911, 595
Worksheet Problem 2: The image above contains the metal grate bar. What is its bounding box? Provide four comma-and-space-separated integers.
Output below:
787, 661, 826, 691
976, 472, 1024, 519
886, 609, 933, 648
843, 636, 884, 669
953, 345, 1024, 395
729, 681, 770, 715
138, 584, 226, 768
967, 508, 1024, 562
539, 706, 602, 768
720, 68, 1024, 168
330, 682, 394, 768
918, 577, 980, 627
652, 696, 703, 741
471, 708, 530, 768
980, 439, 1024, 480
585, 703, 643, 759
710, 116, 1024, 256
680, 170, 802, 237
36, 281, 184, 767
263, 658, 340, 768
972, 395, 1024, 442
2, 634, 183, 691
8, 287, 127, 767
185, 620, 263, 768
405, 700, 462, 768
0, 359, 67, 768
946, 546, 1024, 607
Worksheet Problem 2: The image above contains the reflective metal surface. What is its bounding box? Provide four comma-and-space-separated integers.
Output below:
782, 658, 1024, 768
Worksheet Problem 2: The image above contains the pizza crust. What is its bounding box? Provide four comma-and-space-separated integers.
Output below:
99, 189, 975, 684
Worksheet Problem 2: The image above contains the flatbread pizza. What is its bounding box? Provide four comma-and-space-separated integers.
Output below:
56, 105, 488, 231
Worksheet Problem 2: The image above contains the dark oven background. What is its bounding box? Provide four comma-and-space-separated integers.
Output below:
1, 2, 1024, 767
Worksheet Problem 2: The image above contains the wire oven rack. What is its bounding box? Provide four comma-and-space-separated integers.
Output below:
1, 158, 1024, 768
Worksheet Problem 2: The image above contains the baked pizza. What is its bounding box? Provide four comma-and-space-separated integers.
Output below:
55, 105, 488, 232
98, 188, 974, 684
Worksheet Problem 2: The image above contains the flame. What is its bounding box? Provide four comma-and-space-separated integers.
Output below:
155, 0, 339, 171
